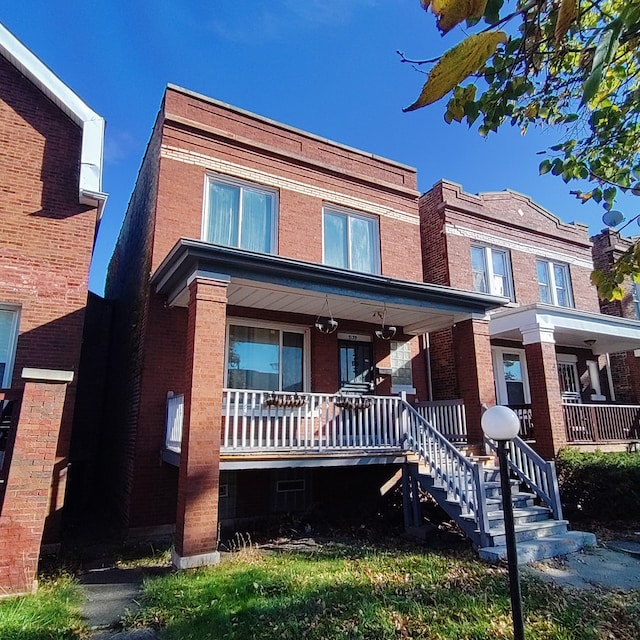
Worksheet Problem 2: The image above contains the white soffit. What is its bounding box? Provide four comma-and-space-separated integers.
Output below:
0, 22, 107, 217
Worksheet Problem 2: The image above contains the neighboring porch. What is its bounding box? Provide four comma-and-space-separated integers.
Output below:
489, 303, 640, 458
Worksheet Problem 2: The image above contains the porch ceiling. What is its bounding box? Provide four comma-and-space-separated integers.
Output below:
489, 303, 640, 354
150, 239, 508, 335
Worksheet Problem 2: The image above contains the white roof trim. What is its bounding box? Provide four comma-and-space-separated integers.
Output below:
0, 22, 107, 217
489, 303, 640, 355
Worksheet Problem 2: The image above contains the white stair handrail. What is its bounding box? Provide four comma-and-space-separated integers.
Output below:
484, 436, 563, 520
400, 400, 490, 537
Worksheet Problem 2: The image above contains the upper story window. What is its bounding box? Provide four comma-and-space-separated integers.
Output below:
204, 176, 278, 254
226, 321, 306, 392
0, 306, 19, 388
323, 207, 380, 274
632, 282, 640, 320
536, 260, 573, 307
470, 246, 514, 299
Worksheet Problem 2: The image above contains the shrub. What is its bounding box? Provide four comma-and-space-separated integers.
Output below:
556, 449, 640, 521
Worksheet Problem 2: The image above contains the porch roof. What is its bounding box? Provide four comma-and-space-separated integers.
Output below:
489, 303, 640, 354
151, 239, 508, 335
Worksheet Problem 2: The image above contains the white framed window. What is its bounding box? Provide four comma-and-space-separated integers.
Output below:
225, 319, 309, 392
536, 260, 573, 307
0, 305, 19, 388
492, 347, 531, 406
470, 246, 514, 299
557, 353, 581, 402
390, 341, 415, 394
632, 282, 640, 320
203, 175, 278, 254
323, 206, 380, 274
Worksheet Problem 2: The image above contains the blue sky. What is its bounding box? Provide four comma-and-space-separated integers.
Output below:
2, 1, 634, 293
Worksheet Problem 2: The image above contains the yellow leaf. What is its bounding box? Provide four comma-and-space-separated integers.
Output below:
554, 0, 578, 45
420, 0, 432, 10
432, 0, 488, 34
404, 31, 507, 111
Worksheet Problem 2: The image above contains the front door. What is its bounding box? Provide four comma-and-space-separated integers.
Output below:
338, 340, 374, 393
557, 359, 581, 402
492, 347, 531, 405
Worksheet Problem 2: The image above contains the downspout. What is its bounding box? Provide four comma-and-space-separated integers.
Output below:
421, 333, 433, 401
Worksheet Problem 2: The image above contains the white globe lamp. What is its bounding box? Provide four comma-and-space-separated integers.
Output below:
481, 405, 520, 441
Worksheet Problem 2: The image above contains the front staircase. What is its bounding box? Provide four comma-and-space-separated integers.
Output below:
400, 401, 596, 564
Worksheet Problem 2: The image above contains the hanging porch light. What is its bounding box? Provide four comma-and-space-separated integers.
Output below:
315, 295, 338, 334
374, 304, 396, 340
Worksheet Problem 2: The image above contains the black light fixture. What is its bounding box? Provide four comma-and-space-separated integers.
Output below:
374, 304, 396, 340
315, 295, 338, 334
584, 339, 596, 348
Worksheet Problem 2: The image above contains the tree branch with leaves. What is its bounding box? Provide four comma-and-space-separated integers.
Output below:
402, 0, 640, 300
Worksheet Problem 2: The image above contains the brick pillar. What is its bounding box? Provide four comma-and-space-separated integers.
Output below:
0, 369, 73, 595
453, 318, 496, 443
522, 326, 566, 459
172, 276, 228, 569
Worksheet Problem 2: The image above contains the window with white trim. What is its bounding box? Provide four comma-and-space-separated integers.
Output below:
536, 260, 573, 307
0, 306, 19, 388
470, 245, 514, 299
390, 341, 415, 394
225, 321, 307, 392
492, 347, 531, 406
204, 175, 277, 253
323, 207, 380, 274
632, 282, 640, 320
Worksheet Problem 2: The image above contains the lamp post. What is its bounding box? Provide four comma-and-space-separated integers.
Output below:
481, 405, 525, 640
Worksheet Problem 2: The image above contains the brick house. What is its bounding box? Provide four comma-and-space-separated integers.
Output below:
103, 86, 509, 568
0, 23, 106, 594
591, 228, 640, 404
420, 180, 640, 460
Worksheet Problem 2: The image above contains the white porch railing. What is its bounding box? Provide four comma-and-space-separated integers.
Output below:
163, 391, 472, 456
221, 390, 403, 453
563, 402, 640, 442
414, 399, 467, 443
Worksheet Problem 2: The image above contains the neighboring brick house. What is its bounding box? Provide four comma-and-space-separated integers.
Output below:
0, 23, 106, 594
591, 229, 640, 404
420, 180, 640, 459
104, 86, 505, 568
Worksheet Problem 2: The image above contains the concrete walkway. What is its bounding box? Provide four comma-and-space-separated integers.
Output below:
524, 539, 640, 590
79, 566, 165, 639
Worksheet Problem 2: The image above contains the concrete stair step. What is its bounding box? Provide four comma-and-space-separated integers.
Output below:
488, 519, 570, 545
470, 506, 552, 527
479, 531, 598, 564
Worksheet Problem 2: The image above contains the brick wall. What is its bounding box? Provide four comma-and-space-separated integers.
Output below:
0, 54, 98, 541
420, 180, 599, 312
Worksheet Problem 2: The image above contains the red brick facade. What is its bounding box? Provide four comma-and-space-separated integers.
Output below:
0, 29, 104, 593
419, 180, 611, 457
104, 87, 435, 555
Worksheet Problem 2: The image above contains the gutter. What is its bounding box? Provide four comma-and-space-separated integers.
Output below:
0, 22, 108, 218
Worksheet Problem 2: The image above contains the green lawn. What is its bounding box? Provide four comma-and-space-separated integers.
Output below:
0, 574, 85, 640
125, 544, 640, 640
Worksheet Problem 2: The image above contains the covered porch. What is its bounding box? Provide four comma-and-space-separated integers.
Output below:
151, 239, 506, 567
489, 304, 640, 456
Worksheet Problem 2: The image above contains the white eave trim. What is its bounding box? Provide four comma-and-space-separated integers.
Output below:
0, 22, 108, 217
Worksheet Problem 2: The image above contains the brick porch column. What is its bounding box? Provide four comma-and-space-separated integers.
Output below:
453, 317, 496, 444
522, 325, 566, 459
0, 368, 73, 595
172, 275, 229, 569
